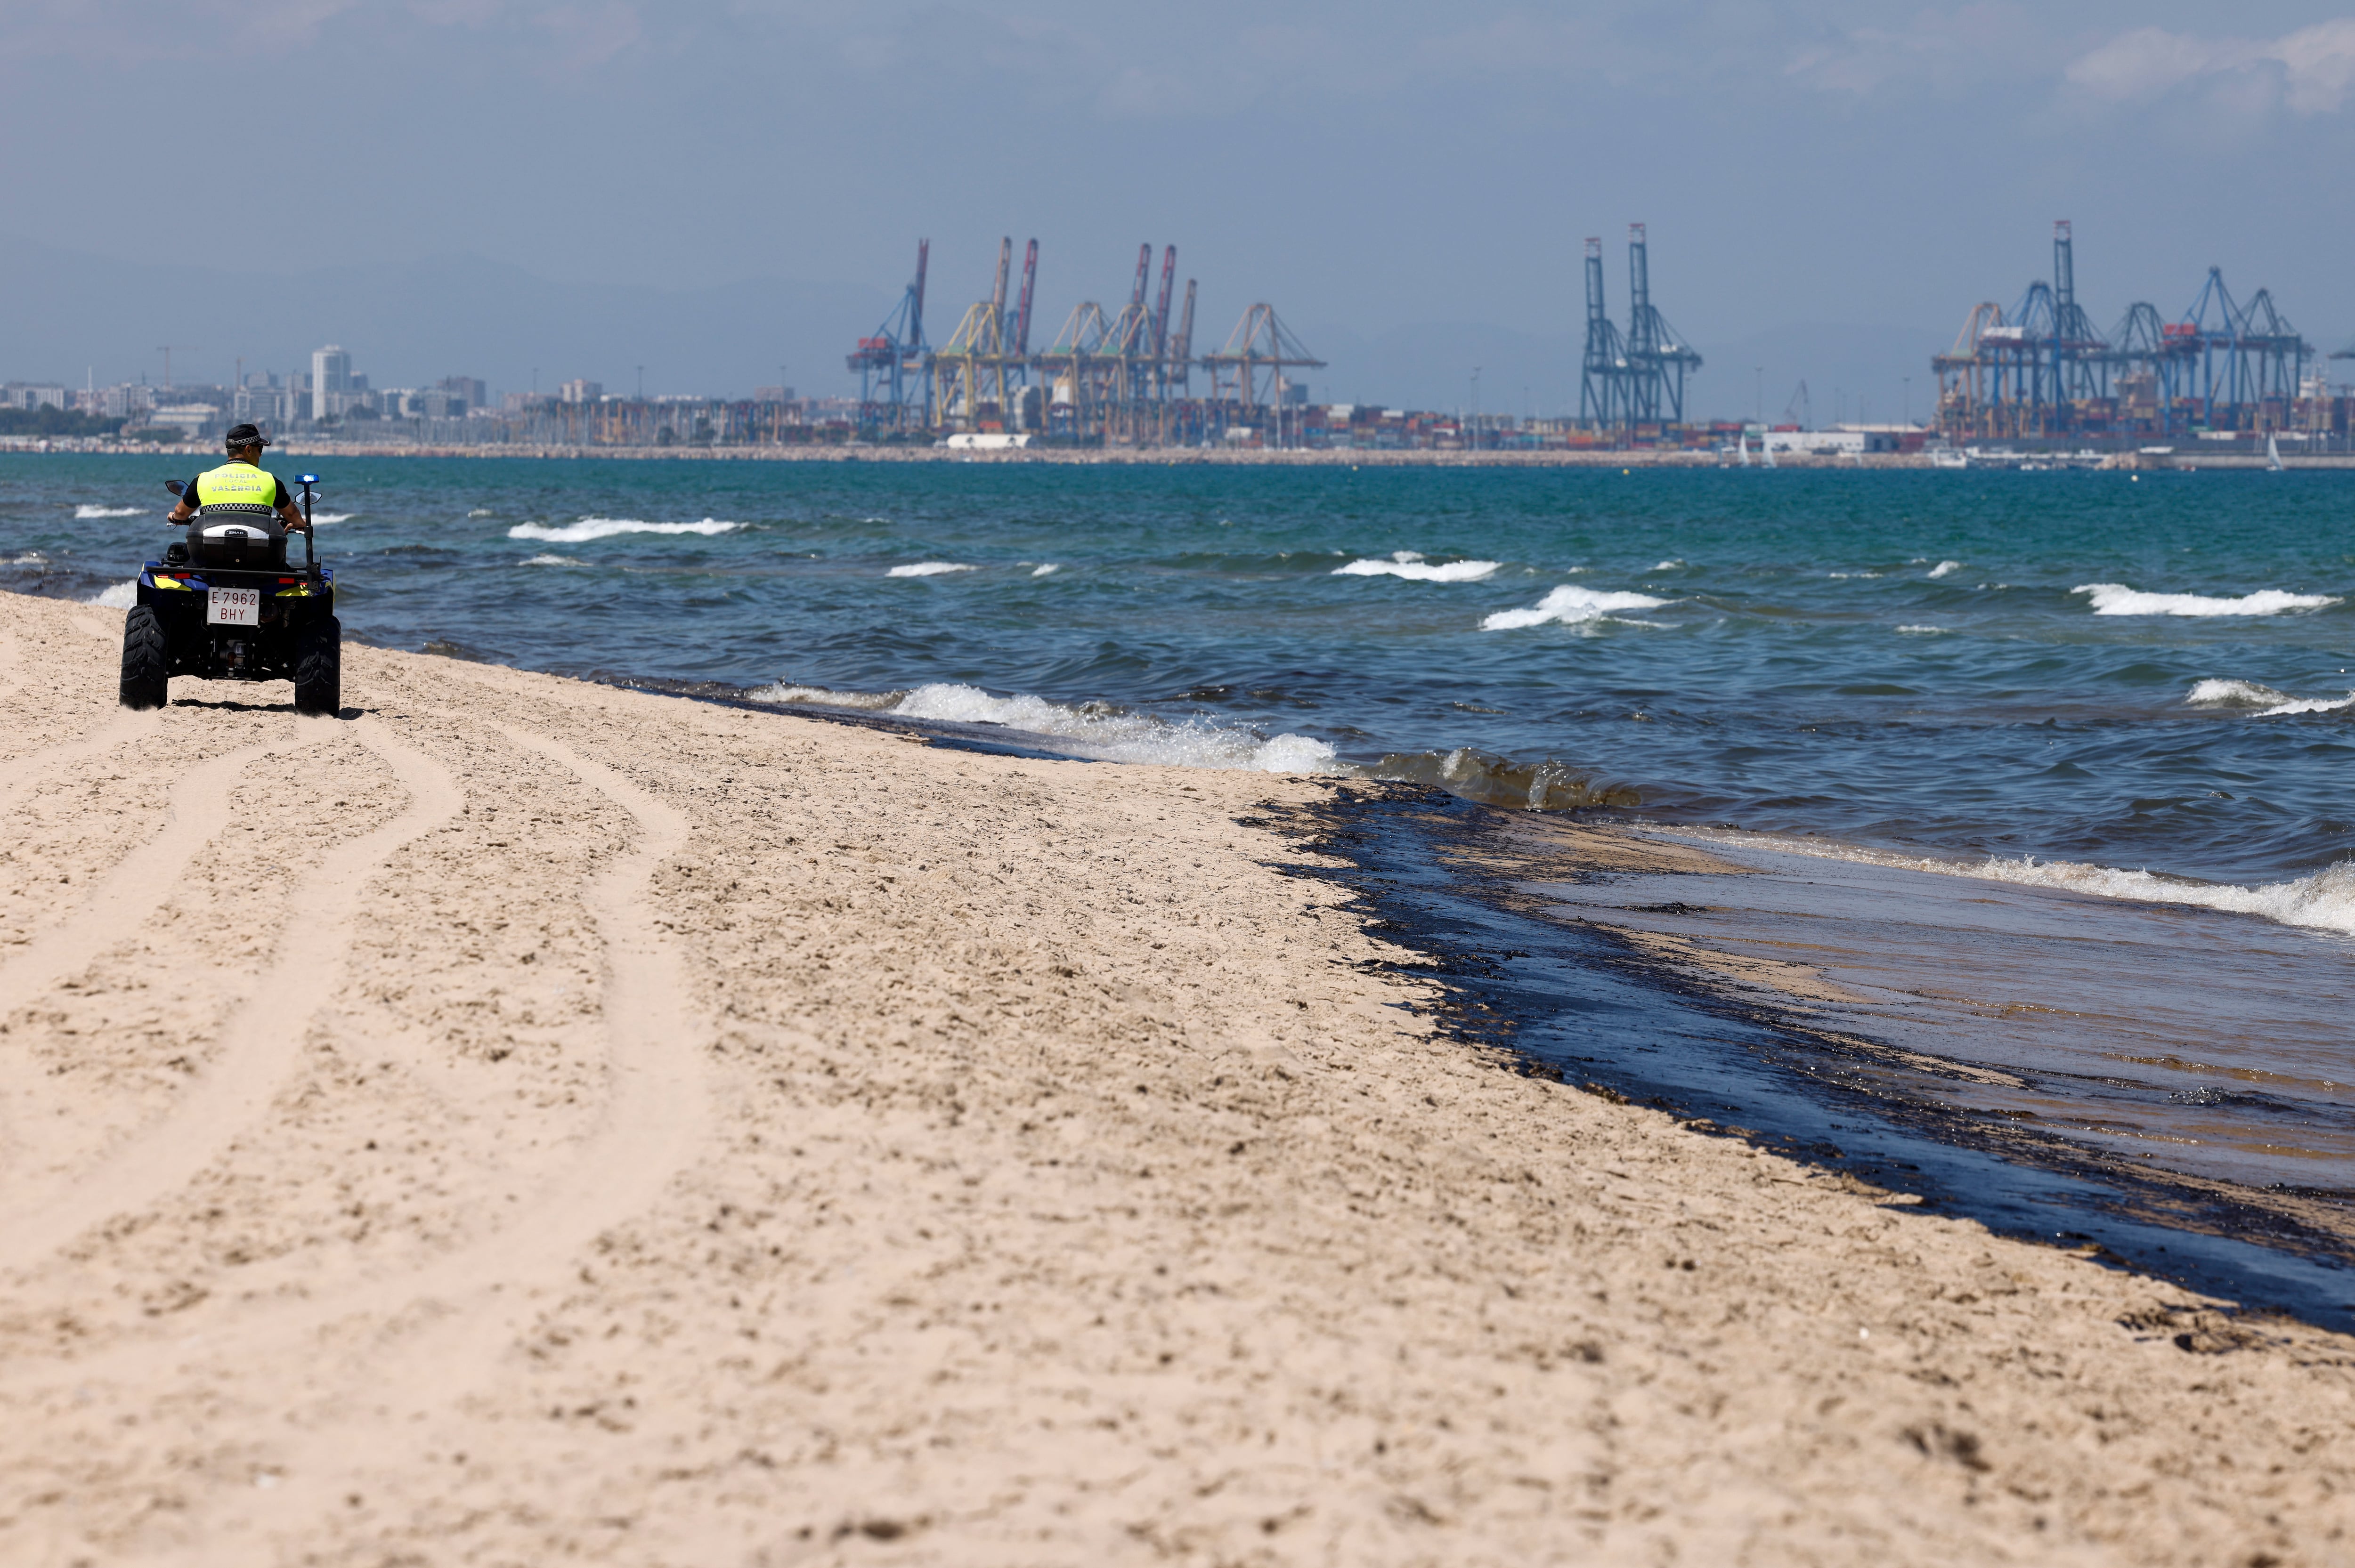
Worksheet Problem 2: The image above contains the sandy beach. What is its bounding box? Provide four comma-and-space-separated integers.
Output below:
0, 584, 2350, 1566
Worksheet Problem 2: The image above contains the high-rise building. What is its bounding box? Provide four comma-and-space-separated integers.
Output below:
91, 384, 154, 420
231, 383, 292, 425
560, 378, 602, 404
311, 345, 351, 420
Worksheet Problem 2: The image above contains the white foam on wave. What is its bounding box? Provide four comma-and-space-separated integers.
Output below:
1483, 584, 1670, 631
1032, 563, 1060, 576
887, 561, 976, 578
1652, 559, 1685, 571
508, 517, 742, 543
1668, 828, 2355, 937
1333, 550, 1500, 583
2075, 583, 2340, 617
1927, 560, 1962, 579
1895, 624, 1950, 635
892, 683, 1338, 773
2254, 695, 2355, 716
88, 582, 137, 608
311, 513, 354, 525
520, 554, 586, 567
2187, 678, 2355, 716
752, 680, 1338, 773
2187, 679, 2288, 706
6, 551, 47, 566
748, 683, 905, 711
468, 508, 496, 517
74, 504, 143, 519
1827, 571, 1883, 580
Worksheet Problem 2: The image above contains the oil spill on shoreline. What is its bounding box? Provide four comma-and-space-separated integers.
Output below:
1268, 781, 2355, 1335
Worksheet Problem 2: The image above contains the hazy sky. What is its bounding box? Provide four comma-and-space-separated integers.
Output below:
9, 1, 2355, 410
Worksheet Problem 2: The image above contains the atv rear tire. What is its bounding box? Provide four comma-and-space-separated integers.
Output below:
119, 605, 169, 710
293, 615, 341, 716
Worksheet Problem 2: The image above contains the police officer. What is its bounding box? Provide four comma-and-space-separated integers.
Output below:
166, 423, 310, 533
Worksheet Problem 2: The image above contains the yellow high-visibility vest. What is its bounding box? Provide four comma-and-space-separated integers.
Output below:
193, 461, 279, 510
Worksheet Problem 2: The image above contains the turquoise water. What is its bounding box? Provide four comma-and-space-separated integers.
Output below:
6, 455, 2352, 900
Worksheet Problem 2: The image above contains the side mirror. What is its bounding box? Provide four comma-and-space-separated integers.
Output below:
164, 480, 185, 496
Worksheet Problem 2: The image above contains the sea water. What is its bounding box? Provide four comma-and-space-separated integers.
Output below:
15, 458, 2347, 881
8, 455, 2351, 1303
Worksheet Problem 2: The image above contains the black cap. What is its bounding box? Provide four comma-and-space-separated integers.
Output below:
224, 423, 270, 449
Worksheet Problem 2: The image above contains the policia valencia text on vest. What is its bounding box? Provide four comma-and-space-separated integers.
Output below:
165, 423, 311, 534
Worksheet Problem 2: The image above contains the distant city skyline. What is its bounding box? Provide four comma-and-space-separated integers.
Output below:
6, 232, 2338, 428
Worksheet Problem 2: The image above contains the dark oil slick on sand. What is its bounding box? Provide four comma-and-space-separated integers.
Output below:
1275, 784, 2355, 1334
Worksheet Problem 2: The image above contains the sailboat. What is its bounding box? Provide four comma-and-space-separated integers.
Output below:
1761, 434, 1778, 469
2267, 433, 2285, 472
1738, 432, 1752, 468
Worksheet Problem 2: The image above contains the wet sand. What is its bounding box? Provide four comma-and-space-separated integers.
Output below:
1, 585, 2352, 1566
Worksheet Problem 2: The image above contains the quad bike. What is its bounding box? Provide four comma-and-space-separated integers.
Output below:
118, 473, 341, 714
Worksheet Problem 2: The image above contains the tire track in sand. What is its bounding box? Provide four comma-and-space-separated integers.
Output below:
145, 726, 713, 1560
0, 710, 160, 827
3, 726, 710, 1528
240, 725, 709, 1350
0, 627, 170, 841
0, 721, 461, 1273
0, 732, 320, 1021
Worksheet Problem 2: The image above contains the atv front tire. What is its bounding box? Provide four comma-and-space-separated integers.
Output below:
120, 605, 169, 710
293, 615, 341, 716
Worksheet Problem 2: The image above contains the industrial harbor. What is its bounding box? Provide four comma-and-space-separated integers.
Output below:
8, 224, 2349, 463
835, 222, 2353, 459
845, 237, 1330, 447
1931, 221, 2338, 447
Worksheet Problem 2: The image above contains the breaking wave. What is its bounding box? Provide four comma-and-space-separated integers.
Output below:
2187, 678, 2355, 717
520, 554, 587, 567
1895, 624, 1950, 635
747, 683, 904, 711
74, 505, 142, 519
310, 512, 355, 525
2075, 583, 2340, 617
1333, 550, 1500, 583
1667, 829, 2355, 937
749, 680, 1338, 773
88, 582, 137, 608
1032, 563, 1060, 576
1483, 584, 1670, 630
508, 517, 741, 543
887, 561, 976, 578
1927, 560, 1962, 578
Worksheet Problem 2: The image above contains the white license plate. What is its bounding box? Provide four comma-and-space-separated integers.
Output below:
207, 587, 261, 627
